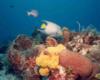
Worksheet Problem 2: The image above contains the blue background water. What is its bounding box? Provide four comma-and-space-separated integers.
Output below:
0, 0, 100, 45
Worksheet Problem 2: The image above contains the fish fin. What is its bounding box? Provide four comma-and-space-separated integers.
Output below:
42, 20, 51, 24
37, 29, 45, 34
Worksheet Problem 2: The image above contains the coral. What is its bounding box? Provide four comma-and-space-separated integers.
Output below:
47, 55, 59, 68
48, 67, 77, 80
7, 35, 40, 80
32, 44, 46, 57
45, 36, 58, 47
87, 63, 100, 80
39, 67, 50, 76
22, 68, 40, 80
83, 34, 95, 45
36, 44, 66, 68
46, 44, 66, 55
36, 54, 51, 67
13, 35, 33, 51
24, 57, 36, 69
6, 23, 100, 80
36, 53, 59, 68
62, 27, 71, 44
59, 50, 93, 79
87, 44, 100, 64
8, 51, 22, 73
48, 69, 62, 80
8, 49, 38, 79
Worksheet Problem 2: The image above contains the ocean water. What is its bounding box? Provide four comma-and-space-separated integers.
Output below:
0, 0, 100, 44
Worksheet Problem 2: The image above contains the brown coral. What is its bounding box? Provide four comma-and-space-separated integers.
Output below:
8, 51, 22, 73
62, 28, 71, 44
13, 35, 33, 50
24, 57, 36, 69
59, 49, 93, 79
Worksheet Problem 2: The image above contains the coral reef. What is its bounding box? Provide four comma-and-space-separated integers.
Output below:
5, 23, 100, 80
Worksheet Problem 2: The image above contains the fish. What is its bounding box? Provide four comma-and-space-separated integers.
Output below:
27, 10, 38, 17
38, 20, 62, 37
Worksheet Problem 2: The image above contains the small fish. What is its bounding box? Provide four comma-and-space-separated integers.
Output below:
38, 20, 62, 37
27, 10, 38, 17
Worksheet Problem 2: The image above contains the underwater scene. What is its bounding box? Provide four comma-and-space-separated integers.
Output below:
0, 0, 100, 80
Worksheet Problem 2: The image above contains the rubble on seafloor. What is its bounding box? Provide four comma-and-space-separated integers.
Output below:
0, 26, 100, 80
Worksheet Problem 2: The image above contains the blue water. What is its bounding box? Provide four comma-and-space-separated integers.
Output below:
0, 0, 100, 45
